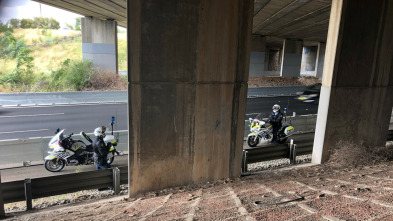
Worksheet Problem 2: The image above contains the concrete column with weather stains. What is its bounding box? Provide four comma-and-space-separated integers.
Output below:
280, 38, 303, 77
315, 42, 326, 79
312, 0, 393, 163
127, 0, 253, 195
249, 35, 266, 77
81, 17, 118, 74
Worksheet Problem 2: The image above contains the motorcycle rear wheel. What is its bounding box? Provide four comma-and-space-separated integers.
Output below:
107, 152, 114, 165
247, 136, 259, 147
44, 159, 65, 172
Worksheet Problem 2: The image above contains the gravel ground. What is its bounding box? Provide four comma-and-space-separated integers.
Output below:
5, 157, 393, 220
248, 154, 312, 172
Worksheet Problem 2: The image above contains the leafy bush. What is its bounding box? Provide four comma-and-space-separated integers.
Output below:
17, 17, 60, 30
87, 70, 127, 91
49, 59, 95, 91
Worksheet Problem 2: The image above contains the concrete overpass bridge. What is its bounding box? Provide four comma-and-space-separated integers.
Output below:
34, 0, 330, 77
32, 0, 393, 197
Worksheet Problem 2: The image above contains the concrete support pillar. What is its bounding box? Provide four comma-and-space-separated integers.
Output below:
249, 35, 266, 77
280, 39, 303, 77
81, 17, 118, 74
315, 42, 326, 79
128, 0, 253, 195
312, 0, 393, 163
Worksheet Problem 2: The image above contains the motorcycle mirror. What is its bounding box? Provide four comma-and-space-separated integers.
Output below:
55, 128, 60, 134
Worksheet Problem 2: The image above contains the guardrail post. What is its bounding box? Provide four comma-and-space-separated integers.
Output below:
24, 179, 32, 210
242, 150, 248, 173
289, 139, 294, 164
292, 144, 297, 164
113, 167, 121, 195
0, 172, 5, 217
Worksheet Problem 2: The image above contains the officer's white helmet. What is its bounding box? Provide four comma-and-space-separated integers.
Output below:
273, 104, 280, 112
94, 126, 107, 137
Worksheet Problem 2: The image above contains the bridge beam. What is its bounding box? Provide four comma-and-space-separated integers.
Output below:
313, 0, 393, 163
127, 0, 253, 195
81, 17, 118, 74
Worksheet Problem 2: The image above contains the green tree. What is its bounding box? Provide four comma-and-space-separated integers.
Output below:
65, 23, 74, 30
0, 31, 17, 58
33, 17, 45, 28
0, 22, 13, 33
9, 19, 20, 29
49, 18, 60, 29
74, 17, 81, 31
0, 31, 35, 88
20, 18, 34, 29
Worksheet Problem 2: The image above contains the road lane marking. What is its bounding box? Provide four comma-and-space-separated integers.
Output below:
0, 113, 64, 118
0, 129, 49, 134
0, 102, 127, 108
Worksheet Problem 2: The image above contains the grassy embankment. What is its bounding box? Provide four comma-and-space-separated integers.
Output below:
0, 29, 127, 92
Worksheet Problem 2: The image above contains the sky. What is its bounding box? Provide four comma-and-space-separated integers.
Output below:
0, 0, 81, 28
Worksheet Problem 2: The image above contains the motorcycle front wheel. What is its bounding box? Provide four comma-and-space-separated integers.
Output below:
44, 159, 65, 172
247, 136, 259, 147
107, 152, 114, 165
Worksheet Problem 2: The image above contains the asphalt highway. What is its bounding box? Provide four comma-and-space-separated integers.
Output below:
0, 96, 316, 141
2, 133, 316, 182
0, 103, 128, 140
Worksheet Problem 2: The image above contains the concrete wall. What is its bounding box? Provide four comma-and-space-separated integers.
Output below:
313, 0, 393, 163
81, 17, 118, 74
249, 52, 265, 77
249, 35, 266, 78
128, 0, 253, 196
300, 46, 318, 76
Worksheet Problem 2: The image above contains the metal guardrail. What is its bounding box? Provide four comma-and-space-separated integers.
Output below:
242, 143, 290, 172
242, 130, 393, 173
0, 166, 128, 214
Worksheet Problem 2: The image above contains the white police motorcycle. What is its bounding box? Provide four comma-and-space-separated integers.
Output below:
247, 111, 294, 147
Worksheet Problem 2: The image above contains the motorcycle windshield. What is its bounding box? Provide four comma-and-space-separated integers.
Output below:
253, 113, 269, 122
49, 129, 65, 147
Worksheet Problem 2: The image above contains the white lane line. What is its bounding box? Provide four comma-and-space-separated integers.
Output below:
0, 113, 64, 118
0, 129, 49, 134
0, 102, 127, 108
